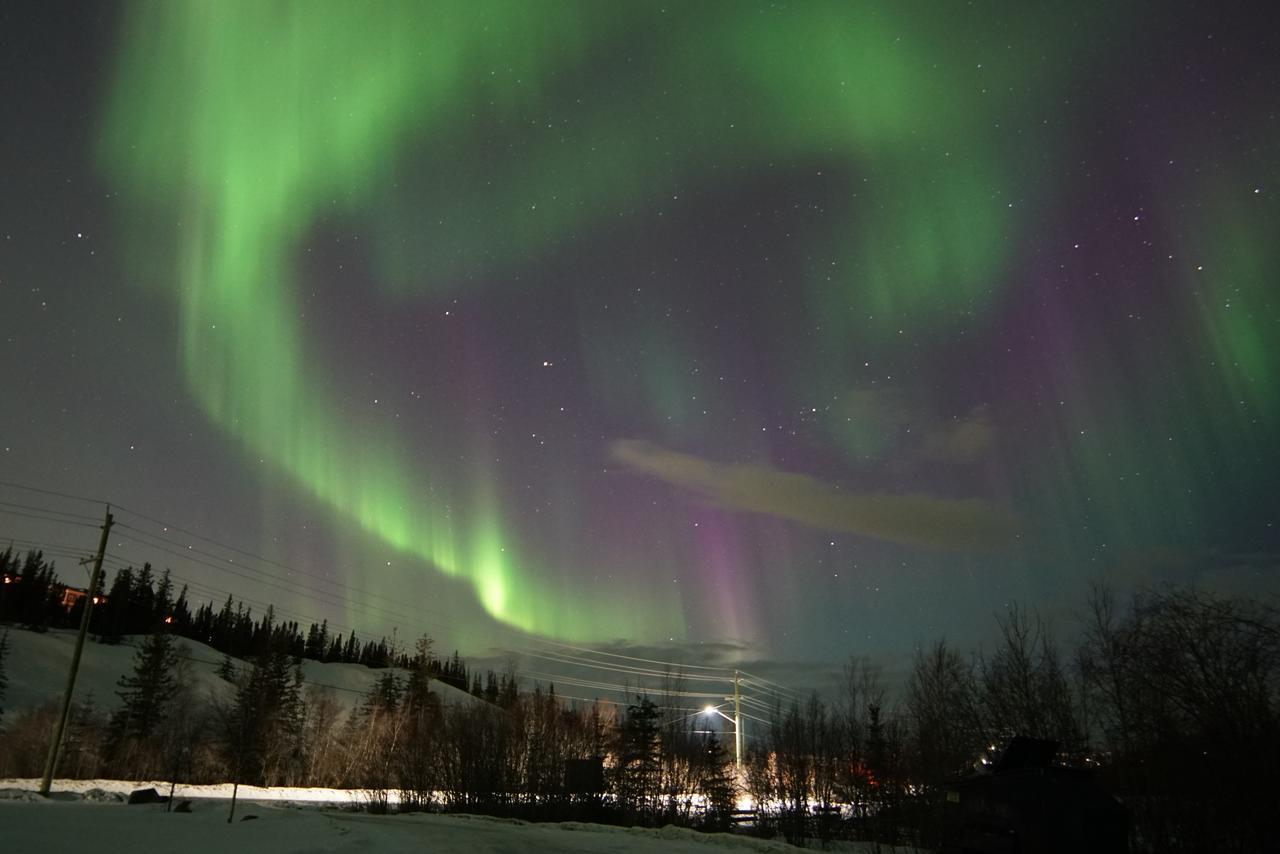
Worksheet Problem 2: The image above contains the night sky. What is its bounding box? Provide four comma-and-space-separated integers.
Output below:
2, 1, 1277, 688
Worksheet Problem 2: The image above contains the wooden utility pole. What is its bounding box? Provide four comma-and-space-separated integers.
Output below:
733, 669, 743, 774
39, 505, 113, 796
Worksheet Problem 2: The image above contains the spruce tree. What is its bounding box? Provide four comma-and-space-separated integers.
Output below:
170, 584, 192, 631
404, 634, 434, 711
223, 646, 306, 786
369, 671, 402, 715
18, 551, 56, 630
698, 731, 737, 830
130, 563, 156, 634
112, 628, 179, 741
0, 548, 15, 623
0, 629, 9, 720
212, 594, 235, 649
483, 671, 499, 705
97, 567, 135, 643
304, 622, 322, 660
153, 569, 174, 627
325, 635, 342, 663
616, 695, 661, 816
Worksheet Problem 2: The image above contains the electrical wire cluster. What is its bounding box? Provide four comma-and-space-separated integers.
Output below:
0, 478, 800, 726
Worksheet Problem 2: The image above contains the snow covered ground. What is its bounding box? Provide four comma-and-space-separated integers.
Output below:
0, 796, 783, 854
0, 780, 922, 853
0, 777, 377, 806
0, 785, 898, 854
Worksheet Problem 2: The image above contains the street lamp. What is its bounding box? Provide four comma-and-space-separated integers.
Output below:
703, 703, 741, 773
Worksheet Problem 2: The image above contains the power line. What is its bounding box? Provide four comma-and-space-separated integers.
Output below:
540, 693, 626, 707
738, 671, 801, 701
5, 529, 783, 718
3, 481, 428, 630
0, 536, 96, 561
739, 697, 782, 716
19, 519, 526, 661
0, 507, 102, 529
517, 669, 730, 699
518, 647, 739, 684
0, 479, 108, 506
0, 500, 101, 523
111, 512, 425, 616
8, 535, 796, 713
108, 525, 633, 671
110, 523, 437, 634
739, 669, 799, 693
2, 533, 363, 641
165, 574, 360, 639
3, 483, 676, 662
108, 519, 521, 650
529, 637, 738, 674
1, 479, 802, 702
738, 684, 797, 708
173, 651, 381, 698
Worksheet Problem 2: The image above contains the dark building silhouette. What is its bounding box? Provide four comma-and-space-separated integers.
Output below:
941, 738, 1128, 854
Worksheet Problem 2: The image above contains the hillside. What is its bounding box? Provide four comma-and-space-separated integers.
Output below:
0, 626, 486, 720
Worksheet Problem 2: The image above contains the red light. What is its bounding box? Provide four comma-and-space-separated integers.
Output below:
164, 616, 173, 624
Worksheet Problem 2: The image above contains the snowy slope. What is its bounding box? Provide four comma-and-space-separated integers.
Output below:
2, 628, 233, 716
0, 626, 485, 720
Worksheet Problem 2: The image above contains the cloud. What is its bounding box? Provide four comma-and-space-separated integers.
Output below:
610, 439, 1019, 551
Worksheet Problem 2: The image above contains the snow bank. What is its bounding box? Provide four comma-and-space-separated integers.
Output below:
0, 795, 810, 854
0, 779, 924, 853
0, 777, 371, 805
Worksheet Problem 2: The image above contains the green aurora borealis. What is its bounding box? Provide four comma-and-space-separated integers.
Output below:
2, 1, 1276, 659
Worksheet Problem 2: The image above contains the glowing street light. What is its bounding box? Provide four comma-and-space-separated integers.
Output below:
703, 702, 741, 773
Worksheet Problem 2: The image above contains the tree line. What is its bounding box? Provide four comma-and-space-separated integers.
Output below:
0, 547, 474, 688
2, 542, 1278, 852
728, 587, 1278, 853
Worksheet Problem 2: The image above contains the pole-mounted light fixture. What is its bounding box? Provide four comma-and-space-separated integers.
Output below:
703, 703, 741, 771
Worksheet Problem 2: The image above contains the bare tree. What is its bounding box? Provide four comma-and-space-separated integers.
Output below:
905, 639, 983, 785
980, 603, 1085, 758
1078, 583, 1280, 852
